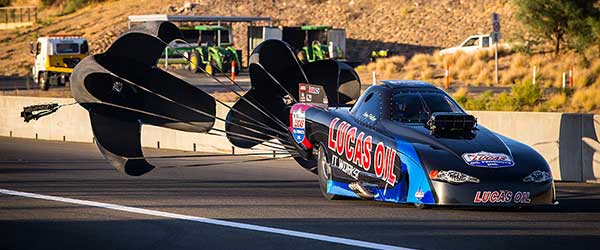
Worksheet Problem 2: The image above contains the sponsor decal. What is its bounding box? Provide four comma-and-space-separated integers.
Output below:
331, 155, 360, 180
462, 151, 514, 168
292, 108, 306, 143
415, 188, 425, 201
362, 112, 376, 122
298, 83, 326, 104
327, 117, 397, 186
473, 190, 530, 204
299, 84, 307, 102
112, 81, 123, 92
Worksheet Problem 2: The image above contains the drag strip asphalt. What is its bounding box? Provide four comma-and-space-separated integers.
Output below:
1, 137, 600, 250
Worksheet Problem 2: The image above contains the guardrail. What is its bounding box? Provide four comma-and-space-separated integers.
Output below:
0, 6, 36, 29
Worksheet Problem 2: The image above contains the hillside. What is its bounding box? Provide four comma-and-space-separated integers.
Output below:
0, 0, 517, 77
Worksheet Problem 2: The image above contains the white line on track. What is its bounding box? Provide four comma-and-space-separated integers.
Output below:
0, 188, 413, 250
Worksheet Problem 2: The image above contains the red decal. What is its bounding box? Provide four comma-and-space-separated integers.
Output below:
374, 142, 385, 178
481, 191, 490, 203
474, 191, 482, 203
363, 136, 372, 171
336, 122, 348, 155
386, 148, 397, 185
345, 127, 357, 161
475, 190, 520, 204
327, 118, 340, 151
353, 132, 364, 168
383, 147, 391, 180
490, 191, 499, 203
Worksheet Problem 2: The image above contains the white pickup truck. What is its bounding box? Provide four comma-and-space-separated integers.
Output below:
439, 34, 508, 55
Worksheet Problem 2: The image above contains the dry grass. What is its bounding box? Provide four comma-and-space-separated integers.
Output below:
545, 93, 568, 111
454, 53, 475, 72
354, 44, 600, 113
569, 86, 600, 113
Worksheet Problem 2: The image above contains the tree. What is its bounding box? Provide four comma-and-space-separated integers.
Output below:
0, 0, 10, 7
587, 15, 600, 55
513, 0, 593, 54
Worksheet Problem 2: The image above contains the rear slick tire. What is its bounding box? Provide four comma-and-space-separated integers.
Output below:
317, 146, 341, 200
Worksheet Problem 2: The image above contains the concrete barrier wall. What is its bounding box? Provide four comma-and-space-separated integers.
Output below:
1, 96, 599, 182
0, 96, 93, 143
471, 111, 600, 182
0, 96, 277, 156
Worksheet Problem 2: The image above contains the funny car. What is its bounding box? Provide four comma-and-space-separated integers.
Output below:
67, 21, 556, 208
290, 80, 556, 208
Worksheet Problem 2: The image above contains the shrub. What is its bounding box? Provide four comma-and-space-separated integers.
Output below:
468, 60, 486, 78
458, 68, 471, 83
402, 70, 416, 79
442, 52, 462, 67
41, 0, 56, 6
570, 86, 600, 112
454, 53, 474, 71
475, 49, 493, 61
411, 54, 431, 67
62, 0, 99, 16
475, 67, 493, 86
452, 87, 468, 107
573, 68, 595, 88
544, 93, 568, 111
420, 67, 435, 81
591, 59, 600, 75
464, 91, 493, 111
511, 80, 542, 107
488, 92, 517, 111
364, 55, 405, 75
511, 54, 529, 69
501, 67, 527, 85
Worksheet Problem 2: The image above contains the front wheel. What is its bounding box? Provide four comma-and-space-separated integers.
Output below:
188, 51, 202, 73
317, 146, 341, 200
38, 72, 49, 91
205, 59, 218, 76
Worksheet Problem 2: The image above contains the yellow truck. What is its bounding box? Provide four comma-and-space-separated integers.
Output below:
30, 35, 88, 90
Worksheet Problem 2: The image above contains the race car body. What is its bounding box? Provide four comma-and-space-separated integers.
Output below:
289, 81, 556, 207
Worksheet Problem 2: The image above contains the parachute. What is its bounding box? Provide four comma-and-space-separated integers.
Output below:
66, 21, 361, 176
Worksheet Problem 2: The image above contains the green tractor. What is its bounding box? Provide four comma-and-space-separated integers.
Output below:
282, 25, 346, 64
160, 25, 241, 75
